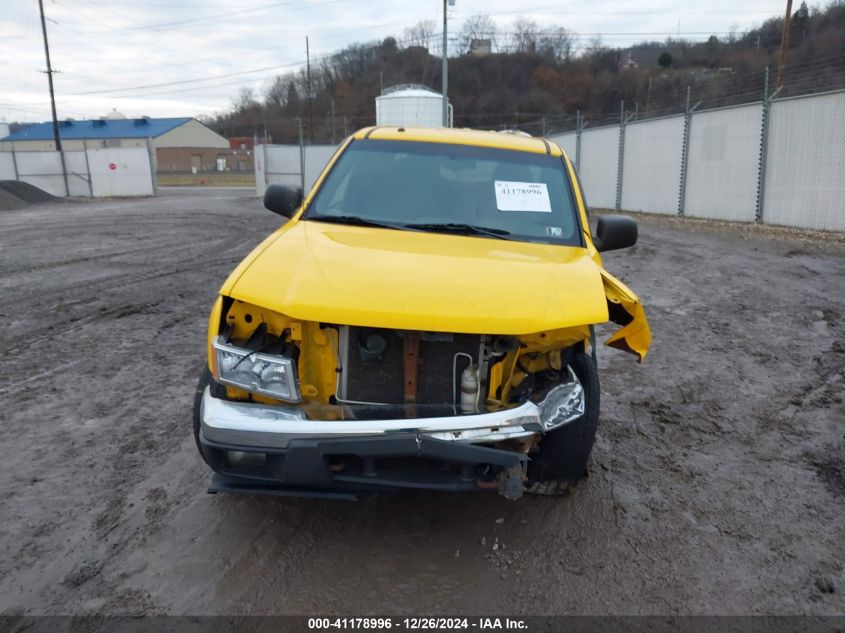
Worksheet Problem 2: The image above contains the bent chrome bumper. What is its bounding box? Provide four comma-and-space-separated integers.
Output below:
200, 387, 543, 449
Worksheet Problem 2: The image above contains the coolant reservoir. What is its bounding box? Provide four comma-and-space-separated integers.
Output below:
460, 364, 479, 413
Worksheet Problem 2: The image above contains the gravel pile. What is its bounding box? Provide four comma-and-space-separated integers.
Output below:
0, 180, 58, 210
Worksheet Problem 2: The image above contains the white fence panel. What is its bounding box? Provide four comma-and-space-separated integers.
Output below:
548, 132, 577, 162
264, 145, 302, 191
86, 147, 154, 197
685, 103, 762, 222
15, 151, 67, 196
65, 151, 91, 197
763, 91, 845, 232
254, 145, 267, 197
257, 144, 339, 197
0, 152, 15, 180
621, 115, 684, 215
303, 145, 338, 192
579, 126, 619, 209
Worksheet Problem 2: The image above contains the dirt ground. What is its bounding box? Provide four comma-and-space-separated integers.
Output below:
0, 188, 843, 616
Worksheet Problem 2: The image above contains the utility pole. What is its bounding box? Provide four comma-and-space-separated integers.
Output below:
38, 0, 68, 196
776, 0, 793, 88
441, 0, 449, 127
306, 36, 313, 144
296, 117, 305, 193
330, 99, 336, 144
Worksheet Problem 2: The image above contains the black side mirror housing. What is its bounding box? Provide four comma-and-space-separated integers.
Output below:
593, 214, 638, 252
263, 184, 303, 218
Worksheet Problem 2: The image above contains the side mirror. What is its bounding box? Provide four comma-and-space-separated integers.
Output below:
593, 214, 638, 252
263, 184, 303, 218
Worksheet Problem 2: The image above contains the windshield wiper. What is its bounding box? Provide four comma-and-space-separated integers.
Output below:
403, 222, 513, 240
307, 215, 405, 230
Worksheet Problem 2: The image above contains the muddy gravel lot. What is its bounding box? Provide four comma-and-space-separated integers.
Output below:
0, 188, 843, 616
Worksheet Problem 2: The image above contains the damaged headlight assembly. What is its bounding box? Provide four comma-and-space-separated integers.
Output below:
537, 367, 585, 430
212, 337, 301, 403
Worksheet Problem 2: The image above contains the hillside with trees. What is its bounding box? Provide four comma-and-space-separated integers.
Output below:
210, 1, 845, 142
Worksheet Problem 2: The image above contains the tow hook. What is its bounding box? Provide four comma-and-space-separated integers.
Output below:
498, 464, 526, 500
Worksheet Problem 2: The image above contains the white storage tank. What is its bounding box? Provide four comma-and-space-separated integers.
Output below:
0, 122, 10, 139
375, 85, 453, 128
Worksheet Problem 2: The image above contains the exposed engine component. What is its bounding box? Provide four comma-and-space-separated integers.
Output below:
339, 326, 481, 406
459, 363, 479, 413
491, 336, 519, 355
358, 332, 386, 362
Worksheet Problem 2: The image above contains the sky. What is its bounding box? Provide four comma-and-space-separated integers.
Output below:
0, 0, 783, 124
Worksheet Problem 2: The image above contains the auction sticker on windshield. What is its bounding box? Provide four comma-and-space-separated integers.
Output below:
494, 181, 552, 212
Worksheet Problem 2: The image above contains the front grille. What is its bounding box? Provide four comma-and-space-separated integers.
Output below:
342, 327, 480, 405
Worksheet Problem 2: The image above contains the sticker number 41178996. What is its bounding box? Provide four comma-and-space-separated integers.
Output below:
494, 180, 552, 213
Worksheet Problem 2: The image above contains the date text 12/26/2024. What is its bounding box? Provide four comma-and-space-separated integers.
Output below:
308, 618, 528, 630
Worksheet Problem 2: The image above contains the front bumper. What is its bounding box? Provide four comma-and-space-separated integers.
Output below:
198, 381, 581, 499
199, 389, 538, 498
200, 387, 544, 449
203, 432, 528, 500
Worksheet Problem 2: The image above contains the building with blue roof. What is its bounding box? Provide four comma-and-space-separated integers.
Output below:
1, 113, 232, 173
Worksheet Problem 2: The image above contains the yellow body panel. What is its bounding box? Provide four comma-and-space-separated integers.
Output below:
601, 270, 652, 362
225, 221, 610, 335
209, 127, 651, 403
355, 126, 561, 156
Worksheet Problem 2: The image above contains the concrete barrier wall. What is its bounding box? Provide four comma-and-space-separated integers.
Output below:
0, 147, 153, 197
0, 152, 16, 180
578, 126, 619, 209
554, 89, 842, 232
87, 148, 155, 197
548, 132, 577, 163
256, 144, 339, 197
13, 151, 69, 197
256, 93, 843, 232
684, 103, 762, 222
763, 91, 845, 232
621, 115, 684, 215
303, 146, 338, 194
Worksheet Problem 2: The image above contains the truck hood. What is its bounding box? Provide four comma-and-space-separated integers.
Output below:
224, 220, 610, 335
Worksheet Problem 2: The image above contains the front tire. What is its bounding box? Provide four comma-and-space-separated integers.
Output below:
526, 352, 600, 496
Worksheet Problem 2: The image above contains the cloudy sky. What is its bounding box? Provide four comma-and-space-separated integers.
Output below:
1, 0, 781, 123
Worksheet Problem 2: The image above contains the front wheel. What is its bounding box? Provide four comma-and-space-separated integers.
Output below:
526, 352, 600, 496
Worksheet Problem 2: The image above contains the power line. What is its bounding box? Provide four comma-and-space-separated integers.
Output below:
63, 0, 361, 33
63, 27, 433, 97
66, 60, 314, 96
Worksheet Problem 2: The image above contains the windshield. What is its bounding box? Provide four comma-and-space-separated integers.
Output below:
305, 139, 582, 246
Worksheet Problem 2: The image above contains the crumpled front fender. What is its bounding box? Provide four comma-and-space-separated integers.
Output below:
601, 270, 651, 362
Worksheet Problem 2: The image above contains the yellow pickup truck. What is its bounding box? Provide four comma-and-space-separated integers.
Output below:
193, 126, 650, 500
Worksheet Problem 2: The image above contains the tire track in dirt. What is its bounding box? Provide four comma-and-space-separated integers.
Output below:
1, 191, 843, 616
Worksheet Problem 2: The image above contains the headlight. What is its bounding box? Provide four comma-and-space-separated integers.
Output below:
212, 337, 300, 402
538, 367, 585, 430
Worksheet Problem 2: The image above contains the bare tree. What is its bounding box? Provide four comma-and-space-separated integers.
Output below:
264, 74, 296, 110
458, 14, 497, 54
510, 17, 539, 53
403, 19, 437, 50
233, 87, 259, 114
538, 26, 573, 62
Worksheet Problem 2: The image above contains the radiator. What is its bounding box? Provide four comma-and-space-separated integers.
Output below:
340, 326, 481, 405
